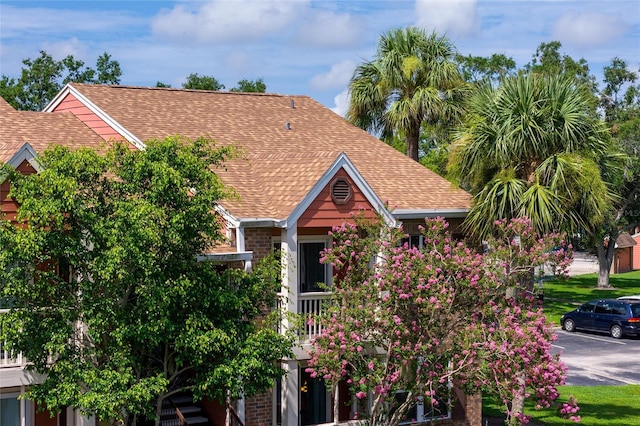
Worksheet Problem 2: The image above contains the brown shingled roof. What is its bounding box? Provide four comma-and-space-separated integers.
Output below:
61, 84, 471, 220
615, 232, 637, 248
0, 102, 106, 163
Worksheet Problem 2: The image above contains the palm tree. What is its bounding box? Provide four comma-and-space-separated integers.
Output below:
347, 27, 468, 162
450, 73, 616, 240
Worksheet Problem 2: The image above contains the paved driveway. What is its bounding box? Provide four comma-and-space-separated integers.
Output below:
553, 329, 640, 386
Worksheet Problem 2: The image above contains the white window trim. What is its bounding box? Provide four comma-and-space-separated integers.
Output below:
297, 236, 332, 293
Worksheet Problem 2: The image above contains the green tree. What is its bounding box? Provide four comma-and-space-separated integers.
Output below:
456, 52, 516, 85
230, 78, 266, 93
95, 52, 122, 85
450, 73, 614, 241
0, 50, 122, 111
601, 57, 639, 122
347, 27, 469, 162
155, 81, 172, 88
182, 73, 225, 91
0, 136, 293, 425
524, 41, 596, 92
590, 57, 640, 287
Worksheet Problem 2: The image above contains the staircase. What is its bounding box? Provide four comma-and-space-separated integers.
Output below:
160, 393, 210, 426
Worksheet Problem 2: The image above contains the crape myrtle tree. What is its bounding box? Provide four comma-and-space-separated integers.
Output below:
0, 136, 293, 426
306, 214, 579, 426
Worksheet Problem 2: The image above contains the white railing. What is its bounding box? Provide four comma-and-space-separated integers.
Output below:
298, 292, 331, 341
0, 309, 25, 367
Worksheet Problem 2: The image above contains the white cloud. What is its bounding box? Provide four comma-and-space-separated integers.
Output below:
310, 59, 355, 90
41, 37, 88, 61
330, 88, 349, 117
414, 0, 479, 37
151, 0, 308, 43
297, 10, 367, 48
553, 12, 627, 49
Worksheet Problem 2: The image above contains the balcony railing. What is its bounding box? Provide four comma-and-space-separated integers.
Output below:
0, 309, 24, 367
298, 292, 330, 341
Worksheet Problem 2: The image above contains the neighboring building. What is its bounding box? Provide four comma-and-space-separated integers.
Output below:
612, 232, 638, 274
2, 83, 476, 426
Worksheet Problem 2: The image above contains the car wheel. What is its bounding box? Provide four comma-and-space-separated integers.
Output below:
610, 324, 623, 339
563, 319, 576, 332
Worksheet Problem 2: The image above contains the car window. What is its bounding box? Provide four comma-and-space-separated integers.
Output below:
595, 302, 611, 314
631, 305, 640, 317
610, 302, 627, 316
580, 302, 596, 313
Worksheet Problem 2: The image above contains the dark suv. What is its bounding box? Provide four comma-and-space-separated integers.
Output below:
560, 299, 640, 339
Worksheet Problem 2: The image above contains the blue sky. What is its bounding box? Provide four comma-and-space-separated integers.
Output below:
1, 0, 638, 115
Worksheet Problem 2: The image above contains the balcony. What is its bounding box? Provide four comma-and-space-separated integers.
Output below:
298, 292, 330, 341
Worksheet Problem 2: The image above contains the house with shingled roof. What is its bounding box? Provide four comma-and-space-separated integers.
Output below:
1, 83, 477, 426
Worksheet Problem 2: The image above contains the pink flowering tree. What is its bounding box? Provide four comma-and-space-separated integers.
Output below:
306, 215, 578, 425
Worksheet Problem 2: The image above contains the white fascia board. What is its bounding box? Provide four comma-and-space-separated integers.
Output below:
215, 205, 286, 229
44, 84, 146, 151
285, 152, 396, 228
196, 251, 253, 262
1, 143, 41, 183
6, 143, 40, 171
392, 208, 470, 220
214, 204, 240, 228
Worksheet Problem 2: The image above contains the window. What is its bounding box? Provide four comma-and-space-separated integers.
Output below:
580, 302, 596, 313
0, 394, 21, 426
299, 241, 328, 293
401, 235, 422, 249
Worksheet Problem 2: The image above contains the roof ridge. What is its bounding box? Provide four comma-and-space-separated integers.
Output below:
70, 82, 310, 99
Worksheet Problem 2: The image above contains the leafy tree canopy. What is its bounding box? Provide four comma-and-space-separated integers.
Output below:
182, 73, 226, 91
450, 73, 615, 240
0, 136, 293, 425
456, 52, 517, 85
524, 41, 596, 92
601, 57, 639, 122
307, 215, 575, 426
230, 78, 266, 93
0, 50, 121, 111
347, 27, 470, 162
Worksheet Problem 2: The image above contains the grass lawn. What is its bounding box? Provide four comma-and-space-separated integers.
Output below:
482, 269, 640, 425
484, 385, 640, 425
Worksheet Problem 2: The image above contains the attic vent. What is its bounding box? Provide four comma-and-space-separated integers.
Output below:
330, 178, 352, 205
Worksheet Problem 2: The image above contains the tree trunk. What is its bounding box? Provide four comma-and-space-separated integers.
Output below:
406, 126, 420, 162
154, 395, 164, 426
595, 233, 617, 288
508, 373, 526, 426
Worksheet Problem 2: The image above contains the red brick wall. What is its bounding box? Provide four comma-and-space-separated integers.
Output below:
242, 227, 277, 425
244, 227, 274, 264
244, 390, 273, 426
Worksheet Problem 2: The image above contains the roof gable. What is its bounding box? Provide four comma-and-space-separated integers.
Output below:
289, 152, 395, 228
